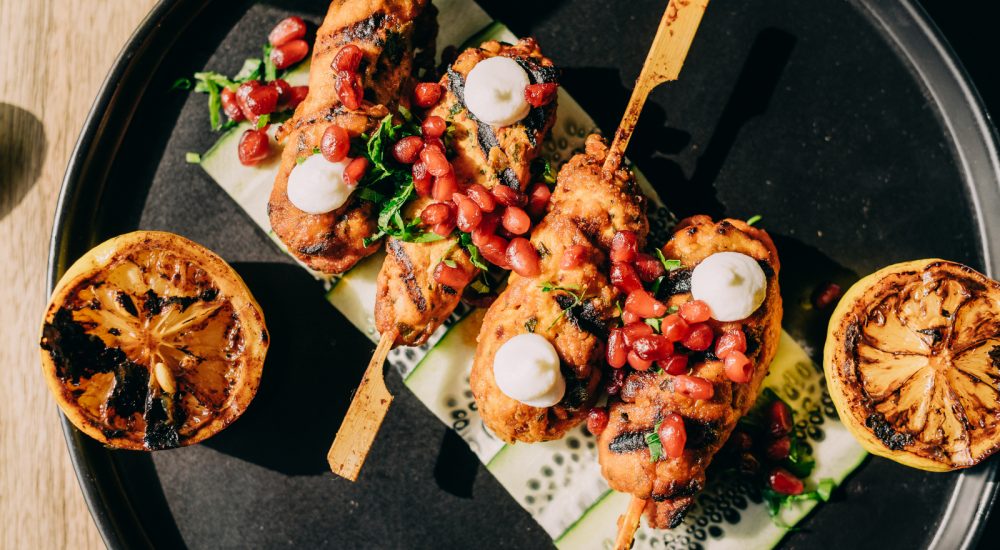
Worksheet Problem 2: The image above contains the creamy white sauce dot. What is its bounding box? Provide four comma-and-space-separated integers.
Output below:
493, 333, 566, 408
286, 154, 353, 214
464, 56, 531, 127
691, 252, 767, 322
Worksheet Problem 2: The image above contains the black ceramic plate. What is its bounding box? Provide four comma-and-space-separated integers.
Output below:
51, 0, 1000, 548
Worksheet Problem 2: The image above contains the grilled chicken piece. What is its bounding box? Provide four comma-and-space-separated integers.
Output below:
268, 0, 435, 274
374, 39, 558, 346
597, 216, 783, 529
469, 134, 646, 442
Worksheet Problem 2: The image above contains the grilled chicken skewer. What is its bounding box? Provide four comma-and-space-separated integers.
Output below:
268, 0, 435, 274
471, 135, 648, 442
599, 216, 782, 531
328, 39, 559, 479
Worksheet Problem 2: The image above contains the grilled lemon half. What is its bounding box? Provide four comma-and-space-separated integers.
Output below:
824, 259, 1000, 471
40, 231, 268, 450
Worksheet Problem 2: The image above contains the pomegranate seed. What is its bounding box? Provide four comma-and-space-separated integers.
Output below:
506, 238, 540, 277
413, 161, 433, 197
286, 85, 309, 109
420, 202, 452, 225
769, 468, 804, 496
471, 213, 499, 246
524, 82, 558, 107
660, 314, 690, 342
625, 289, 667, 318
610, 231, 639, 263
272, 79, 292, 106
607, 328, 628, 368
220, 88, 244, 121
492, 185, 527, 207
679, 300, 712, 323
434, 261, 468, 288
658, 413, 687, 459
621, 322, 655, 347
768, 400, 794, 438
335, 70, 363, 110
715, 329, 747, 359
502, 206, 531, 235
682, 323, 714, 352
333, 44, 363, 72
271, 39, 309, 70
632, 335, 674, 361
622, 310, 641, 325
634, 253, 666, 282
235, 81, 261, 120
343, 157, 368, 186
658, 354, 689, 375
465, 184, 496, 212
766, 437, 792, 461
268, 16, 307, 47
432, 172, 458, 202
560, 245, 588, 270
432, 220, 456, 236
321, 124, 350, 162
526, 183, 551, 218
392, 135, 424, 164
420, 146, 451, 176
628, 350, 652, 371
724, 351, 753, 383
413, 82, 442, 108
246, 85, 278, 116
422, 115, 447, 138
454, 193, 483, 232
237, 128, 270, 166
610, 262, 643, 293
605, 368, 626, 396
813, 282, 844, 309
480, 235, 511, 269
674, 375, 715, 400
587, 407, 610, 435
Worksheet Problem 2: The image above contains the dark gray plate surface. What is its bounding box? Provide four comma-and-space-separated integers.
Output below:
50, 0, 1000, 548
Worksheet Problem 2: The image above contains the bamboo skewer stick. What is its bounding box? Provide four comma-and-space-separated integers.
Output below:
327, 329, 398, 480
604, 0, 709, 545
603, 0, 710, 174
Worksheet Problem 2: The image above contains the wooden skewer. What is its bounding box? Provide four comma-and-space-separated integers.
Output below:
327, 328, 398, 480
603, 0, 710, 174
604, 0, 709, 544
615, 496, 648, 550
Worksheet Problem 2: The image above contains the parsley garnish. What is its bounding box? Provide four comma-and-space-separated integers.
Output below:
645, 317, 662, 332
655, 249, 682, 272
256, 114, 270, 129
524, 318, 538, 333
646, 418, 664, 462
540, 282, 586, 330
762, 478, 836, 522
747, 214, 763, 226
458, 232, 489, 271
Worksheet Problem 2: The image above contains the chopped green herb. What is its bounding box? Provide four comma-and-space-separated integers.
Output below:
185, 152, 201, 164
442, 259, 457, 268
469, 278, 491, 294
171, 78, 193, 91
524, 318, 538, 333
457, 233, 489, 271
645, 317, 662, 332
747, 214, 763, 226
646, 419, 664, 462
256, 114, 270, 129
204, 79, 222, 131
262, 45, 277, 82
762, 478, 836, 521
540, 282, 586, 330
655, 249, 682, 272
533, 157, 557, 185
355, 187, 385, 202
398, 104, 413, 122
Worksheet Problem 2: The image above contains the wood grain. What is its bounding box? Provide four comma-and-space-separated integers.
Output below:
0, 1, 157, 548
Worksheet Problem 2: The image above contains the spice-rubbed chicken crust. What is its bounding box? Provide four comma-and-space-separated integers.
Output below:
470, 134, 647, 442
268, 0, 435, 274
597, 216, 782, 529
374, 39, 558, 346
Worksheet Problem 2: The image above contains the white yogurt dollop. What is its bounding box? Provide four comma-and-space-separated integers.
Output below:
691, 251, 767, 322
463, 56, 531, 127
286, 154, 353, 214
493, 333, 566, 408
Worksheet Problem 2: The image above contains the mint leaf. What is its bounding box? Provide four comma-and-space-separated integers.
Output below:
646, 419, 664, 462
256, 114, 270, 129
655, 249, 682, 272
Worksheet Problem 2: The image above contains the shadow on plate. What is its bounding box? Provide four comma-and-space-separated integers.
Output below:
202, 261, 374, 476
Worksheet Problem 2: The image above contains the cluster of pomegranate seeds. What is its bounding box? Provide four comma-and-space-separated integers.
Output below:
334, 44, 365, 110
269, 17, 309, 69
524, 83, 559, 108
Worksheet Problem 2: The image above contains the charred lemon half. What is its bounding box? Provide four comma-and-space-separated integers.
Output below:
40, 231, 267, 451
825, 259, 1000, 471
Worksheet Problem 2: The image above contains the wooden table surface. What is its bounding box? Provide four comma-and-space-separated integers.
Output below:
0, 1, 157, 548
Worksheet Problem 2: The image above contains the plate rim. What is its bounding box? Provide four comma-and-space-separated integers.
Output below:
47, 0, 1000, 548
